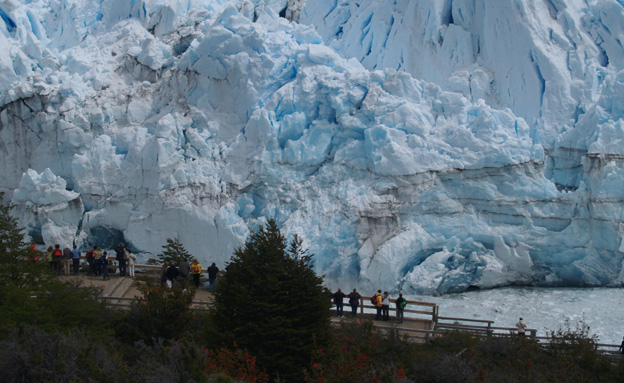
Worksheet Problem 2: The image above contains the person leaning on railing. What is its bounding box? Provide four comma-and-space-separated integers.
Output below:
395, 293, 406, 324
348, 288, 361, 317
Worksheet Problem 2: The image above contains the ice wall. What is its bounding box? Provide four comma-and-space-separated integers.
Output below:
300, 0, 624, 148
0, 0, 623, 294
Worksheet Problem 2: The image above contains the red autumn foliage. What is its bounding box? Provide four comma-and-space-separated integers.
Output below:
204, 343, 269, 383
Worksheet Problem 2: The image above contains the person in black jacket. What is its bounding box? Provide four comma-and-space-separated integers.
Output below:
115, 243, 127, 277
166, 262, 179, 288
178, 259, 190, 290
348, 288, 361, 317
333, 288, 346, 317
207, 263, 219, 292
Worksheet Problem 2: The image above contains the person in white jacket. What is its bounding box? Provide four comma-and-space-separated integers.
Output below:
126, 249, 137, 278
516, 317, 527, 336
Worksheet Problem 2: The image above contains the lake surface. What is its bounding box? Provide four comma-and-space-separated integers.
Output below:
405, 287, 624, 345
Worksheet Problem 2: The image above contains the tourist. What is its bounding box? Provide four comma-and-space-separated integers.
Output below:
191, 259, 202, 287
71, 244, 81, 275
373, 290, 383, 320
179, 258, 190, 290
101, 250, 110, 280
395, 293, 406, 324
333, 288, 346, 317
207, 262, 219, 292
46, 245, 54, 272
348, 288, 361, 317
619, 336, 624, 354
52, 244, 63, 275
86, 247, 95, 276
382, 291, 390, 321
160, 262, 169, 287
115, 243, 127, 277
62, 244, 72, 275
127, 250, 137, 278
516, 317, 527, 336
166, 262, 179, 288
93, 247, 103, 278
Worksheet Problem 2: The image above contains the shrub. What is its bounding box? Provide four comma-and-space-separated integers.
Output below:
116, 279, 194, 344
305, 320, 408, 383
0, 326, 125, 383
204, 344, 269, 383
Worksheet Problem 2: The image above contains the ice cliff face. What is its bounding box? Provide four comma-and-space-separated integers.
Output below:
1, 0, 623, 294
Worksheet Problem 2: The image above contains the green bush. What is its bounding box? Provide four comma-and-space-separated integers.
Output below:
115, 279, 195, 344
0, 326, 126, 383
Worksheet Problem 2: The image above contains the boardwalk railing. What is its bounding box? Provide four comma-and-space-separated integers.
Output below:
91, 272, 622, 358
333, 297, 438, 322
436, 316, 539, 339
99, 296, 212, 310
332, 299, 621, 358
78, 257, 210, 276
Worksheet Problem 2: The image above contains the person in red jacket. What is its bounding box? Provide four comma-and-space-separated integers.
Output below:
52, 244, 63, 275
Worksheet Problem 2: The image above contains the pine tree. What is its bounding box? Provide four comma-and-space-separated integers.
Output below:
210, 219, 331, 382
0, 192, 43, 287
0, 193, 108, 335
155, 237, 193, 265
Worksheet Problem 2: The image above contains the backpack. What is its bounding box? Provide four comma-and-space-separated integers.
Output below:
370, 295, 377, 305
86, 249, 94, 260
53, 249, 62, 258
399, 299, 407, 309
191, 264, 201, 274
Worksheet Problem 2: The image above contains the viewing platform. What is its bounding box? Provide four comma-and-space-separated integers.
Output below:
59, 264, 624, 358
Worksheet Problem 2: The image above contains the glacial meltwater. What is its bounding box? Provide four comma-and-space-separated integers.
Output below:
406, 287, 624, 345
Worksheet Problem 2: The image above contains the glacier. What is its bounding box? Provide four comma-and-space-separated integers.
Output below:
0, 0, 623, 294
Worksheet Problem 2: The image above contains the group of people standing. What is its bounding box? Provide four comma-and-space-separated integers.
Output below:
45, 244, 82, 276
43, 242, 137, 281
38, 242, 220, 291
332, 288, 408, 324
160, 259, 220, 291
83, 243, 137, 280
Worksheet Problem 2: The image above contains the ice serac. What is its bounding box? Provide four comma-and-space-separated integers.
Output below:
0, 0, 623, 294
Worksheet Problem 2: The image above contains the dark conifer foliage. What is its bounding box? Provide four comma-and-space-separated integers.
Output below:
0, 192, 35, 286
0, 193, 108, 335
155, 237, 193, 264
211, 219, 331, 382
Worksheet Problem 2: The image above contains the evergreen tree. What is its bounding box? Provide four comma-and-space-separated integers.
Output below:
210, 219, 331, 382
155, 237, 193, 265
0, 192, 45, 288
0, 193, 108, 335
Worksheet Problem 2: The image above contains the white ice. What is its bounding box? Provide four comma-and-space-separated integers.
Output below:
0, 0, 623, 295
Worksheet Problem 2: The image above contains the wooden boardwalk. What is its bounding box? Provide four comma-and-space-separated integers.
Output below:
60, 270, 623, 357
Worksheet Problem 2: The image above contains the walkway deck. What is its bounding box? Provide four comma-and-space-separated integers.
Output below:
58, 274, 622, 356
58, 274, 214, 304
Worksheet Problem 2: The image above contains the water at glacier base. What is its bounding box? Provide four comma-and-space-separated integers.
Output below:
404, 287, 624, 345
